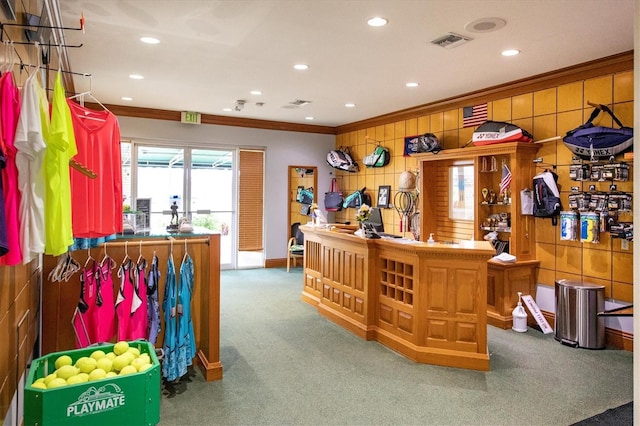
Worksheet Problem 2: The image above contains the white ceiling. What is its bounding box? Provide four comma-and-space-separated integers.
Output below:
57, 0, 635, 128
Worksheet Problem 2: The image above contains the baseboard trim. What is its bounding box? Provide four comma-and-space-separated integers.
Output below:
265, 258, 286, 268
540, 309, 633, 352
605, 328, 634, 351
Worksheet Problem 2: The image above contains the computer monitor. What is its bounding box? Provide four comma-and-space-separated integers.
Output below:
364, 207, 384, 233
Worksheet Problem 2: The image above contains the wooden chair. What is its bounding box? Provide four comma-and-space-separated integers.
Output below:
287, 222, 304, 272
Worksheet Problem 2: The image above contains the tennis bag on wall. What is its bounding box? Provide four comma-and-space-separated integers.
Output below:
472, 121, 533, 146
363, 145, 390, 167
327, 147, 359, 172
343, 187, 372, 209
297, 187, 314, 204
563, 104, 633, 161
532, 170, 562, 225
324, 178, 343, 212
404, 133, 441, 155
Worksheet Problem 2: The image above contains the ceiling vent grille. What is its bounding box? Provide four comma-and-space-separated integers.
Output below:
289, 99, 311, 106
430, 33, 472, 49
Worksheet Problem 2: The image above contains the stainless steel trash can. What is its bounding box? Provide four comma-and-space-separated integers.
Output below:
554, 279, 605, 349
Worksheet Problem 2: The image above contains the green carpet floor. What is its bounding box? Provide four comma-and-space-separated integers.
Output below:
159, 268, 633, 426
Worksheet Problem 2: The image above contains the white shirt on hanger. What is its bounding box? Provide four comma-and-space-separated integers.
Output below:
14, 72, 48, 263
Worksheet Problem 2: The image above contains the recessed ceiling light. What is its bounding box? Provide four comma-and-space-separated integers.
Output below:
140, 36, 160, 44
121, 96, 133, 101
406, 82, 419, 88
250, 90, 262, 95
367, 17, 388, 27
501, 49, 520, 57
294, 64, 309, 70
129, 74, 144, 80
305, 116, 314, 120
345, 103, 356, 108
223, 108, 232, 112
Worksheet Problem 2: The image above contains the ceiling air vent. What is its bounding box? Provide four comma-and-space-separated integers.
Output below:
430, 33, 472, 49
282, 99, 312, 109
289, 99, 311, 106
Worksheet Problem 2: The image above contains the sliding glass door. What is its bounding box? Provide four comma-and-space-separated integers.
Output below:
189, 148, 234, 266
124, 142, 236, 269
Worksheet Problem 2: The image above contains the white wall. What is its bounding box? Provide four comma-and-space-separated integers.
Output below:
117, 116, 335, 261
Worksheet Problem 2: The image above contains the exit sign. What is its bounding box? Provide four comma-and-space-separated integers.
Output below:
181, 111, 201, 124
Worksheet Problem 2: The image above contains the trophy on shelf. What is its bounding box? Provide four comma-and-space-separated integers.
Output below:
480, 156, 498, 173
488, 189, 497, 204
481, 157, 488, 173
490, 156, 498, 172
481, 188, 489, 204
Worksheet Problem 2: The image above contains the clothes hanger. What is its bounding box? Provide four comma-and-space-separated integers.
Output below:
68, 74, 109, 114
48, 253, 68, 282
0, 41, 10, 74
121, 240, 131, 265
100, 242, 116, 270
83, 246, 94, 269
182, 238, 189, 264
136, 240, 145, 266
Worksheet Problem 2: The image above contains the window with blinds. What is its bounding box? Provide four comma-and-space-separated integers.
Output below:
238, 150, 264, 251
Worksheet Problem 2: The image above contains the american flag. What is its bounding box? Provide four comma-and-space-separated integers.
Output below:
463, 103, 488, 128
500, 163, 512, 195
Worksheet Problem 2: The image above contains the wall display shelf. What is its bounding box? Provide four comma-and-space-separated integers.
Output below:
415, 142, 541, 329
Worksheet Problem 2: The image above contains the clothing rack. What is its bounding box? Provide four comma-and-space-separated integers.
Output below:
100, 237, 211, 248
19, 61, 91, 77
42, 233, 223, 382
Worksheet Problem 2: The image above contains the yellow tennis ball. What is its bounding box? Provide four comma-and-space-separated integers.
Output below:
119, 365, 137, 375
112, 354, 130, 372
138, 363, 153, 373
76, 373, 90, 382
43, 373, 58, 385
90, 350, 106, 361
47, 378, 67, 389
55, 365, 78, 380
113, 341, 130, 356
54, 355, 73, 370
88, 368, 107, 381
96, 357, 113, 373
77, 357, 97, 374
66, 374, 86, 385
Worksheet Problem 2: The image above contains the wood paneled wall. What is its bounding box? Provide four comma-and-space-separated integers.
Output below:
0, 259, 41, 422
333, 57, 634, 304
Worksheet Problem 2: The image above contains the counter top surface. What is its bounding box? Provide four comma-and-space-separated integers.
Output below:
301, 224, 495, 255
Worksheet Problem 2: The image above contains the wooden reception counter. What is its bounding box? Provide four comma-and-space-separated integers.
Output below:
300, 225, 495, 371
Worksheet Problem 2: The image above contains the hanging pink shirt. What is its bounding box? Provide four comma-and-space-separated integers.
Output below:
66, 100, 122, 238
0, 72, 23, 265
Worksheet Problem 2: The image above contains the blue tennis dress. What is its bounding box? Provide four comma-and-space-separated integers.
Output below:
162, 256, 179, 381
177, 253, 196, 372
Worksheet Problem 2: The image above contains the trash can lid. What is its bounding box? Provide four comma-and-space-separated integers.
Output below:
555, 279, 605, 290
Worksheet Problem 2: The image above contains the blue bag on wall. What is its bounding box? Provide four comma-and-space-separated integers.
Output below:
343, 187, 372, 209
563, 104, 633, 160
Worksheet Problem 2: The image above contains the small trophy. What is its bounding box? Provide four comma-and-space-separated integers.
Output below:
481, 188, 489, 204
488, 190, 497, 204
490, 156, 498, 172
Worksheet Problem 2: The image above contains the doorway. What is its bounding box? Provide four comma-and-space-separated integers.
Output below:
288, 165, 317, 239
122, 142, 237, 269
